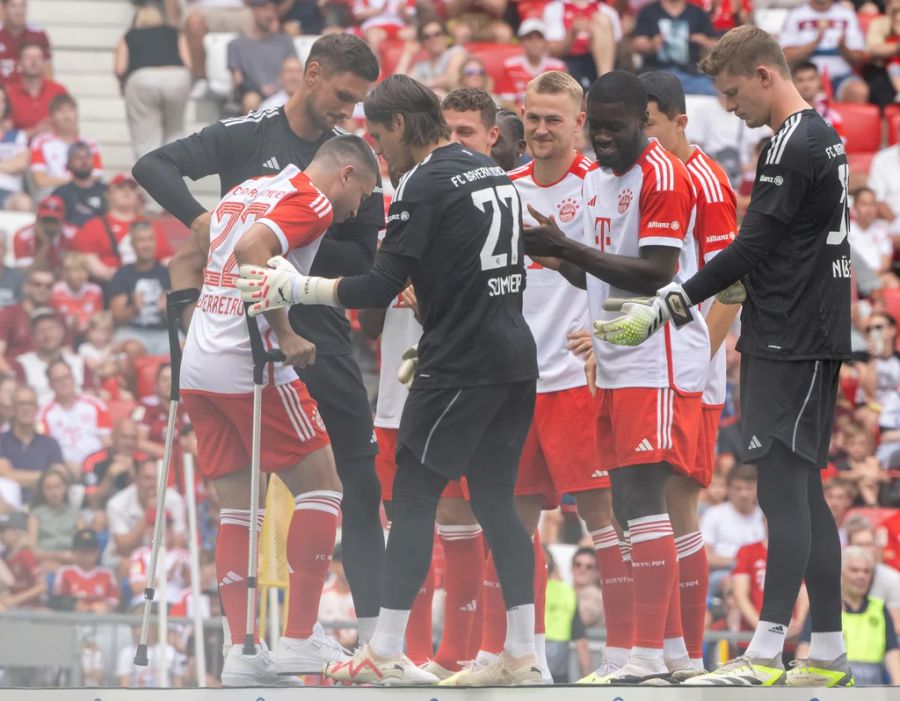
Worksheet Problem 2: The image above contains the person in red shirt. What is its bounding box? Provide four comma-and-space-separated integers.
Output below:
50, 252, 103, 338
5, 42, 66, 135
132, 363, 190, 489
73, 174, 173, 282
501, 20, 567, 105
0, 265, 56, 373
0, 0, 52, 83
689, 0, 752, 34
12, 194, 78, 271
0, 510, 45, 609
51, 528, 119, 612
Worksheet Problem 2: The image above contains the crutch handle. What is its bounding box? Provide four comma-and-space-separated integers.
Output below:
166, 288, 200, 402
244, 303, 286, 384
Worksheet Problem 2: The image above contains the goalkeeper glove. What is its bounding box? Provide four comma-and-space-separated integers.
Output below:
593, 282, 694, 347
396, 345, 418, 389
714, 279, 746, 305
237, 256, 339, 316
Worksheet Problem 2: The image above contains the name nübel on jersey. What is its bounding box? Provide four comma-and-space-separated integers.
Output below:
488, 272, 523, 297
833, 256, 852, 279
450, 165, 506, 188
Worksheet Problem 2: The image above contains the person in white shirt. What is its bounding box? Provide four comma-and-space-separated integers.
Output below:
259, 55, 303, 111
700, 464, 766, 581
779, 0, 867, 101
849, 187, 899, 294
15, 309, 85, 407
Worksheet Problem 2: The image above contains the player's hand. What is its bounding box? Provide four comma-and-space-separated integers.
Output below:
398, 285, 421, 323
278, 331, 317, 368
593, 282, 694, 346
237, 256, 338, 316
396, 345, 418, 389
715, 280, 746, 305
567, 329, 593, 359
523, 205, 567, 257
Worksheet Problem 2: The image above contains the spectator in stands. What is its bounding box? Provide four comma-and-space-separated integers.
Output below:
0, 509, 44, 609
693, 0, 753, 33
106, 457, 185, 562
133, 364, 187, 464
850, 188, 899, 295
570, 545, 603, 629
128, 511, 191, 609
114, 2, 191, 161
77, 311, 117, 383
51, 143, 107, 228
108, 222, 172, 356
280, 0, 325, 36
798, 546, 900, 685
353, 0, 416, 55
544, 547, 591, 682
12, 195, 76, 271
27, 467, 81, 571
846, 515, 900, 631
633, 0, 718, 95
824, 476, 856, 545
29, 94, 102, 202
444, 0, 512, 43
318, 543, 359, 649
869, 136, 900, 219
491, 108, 526, 171
543, 0, 619, 90
0, 85, 31, 212
0, 265, 56, 373
394, 19, 468, 98
51, 252, 103, 340
15, 308, 84, 406
862, 0, 900, 107
0, 0, 51, 84
0, 458, 20, 512
856, 312, 900, 432
38, 358, 111, 475
455, 56, 497, 99
51, 528, 119, 613
73, 174, 173, 283
835, 421, 890, 506
227, 0, 297, 113
780, 0, 868, 103
6, 43, 67, 134
171, 0, 254, 97
259, 54, 303, 111
82, 418, 146, 512
700, 463, 766, 589
501, 20, 566, 106
0, 232, 24, 307
0, 384, 64, 501
792, 61, 845, 136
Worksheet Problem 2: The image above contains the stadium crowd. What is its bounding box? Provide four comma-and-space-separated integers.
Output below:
0, 0, 897, 688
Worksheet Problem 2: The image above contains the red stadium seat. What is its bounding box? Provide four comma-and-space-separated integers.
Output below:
833, 102, 882, 153
464, 42, 524, 96
888, 110, 900, 145
379, 39, 426, 78
856, 11, 882, 38
882, 288, 900, 330
846, 150, 876, 178
133, 354, 169, 401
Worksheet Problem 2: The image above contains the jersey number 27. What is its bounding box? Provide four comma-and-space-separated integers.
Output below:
472, 185, 521, 271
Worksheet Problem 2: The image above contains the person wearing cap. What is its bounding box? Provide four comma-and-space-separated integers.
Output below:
541, 0, 620, 90
29, 94, 102, 201
51, 142, 109, 227
227, 0, 297, 113
0, 510, 45, 610
502, 20, 567, 106
12, 194, 77, 271
51, 528, 119, 613
72, 174, 173, 283
14, 306, 85, 406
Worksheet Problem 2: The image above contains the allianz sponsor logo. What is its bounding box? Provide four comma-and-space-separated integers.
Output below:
759, 174, 784, 186
386, 210, 411, 224
647, 220, 680, 230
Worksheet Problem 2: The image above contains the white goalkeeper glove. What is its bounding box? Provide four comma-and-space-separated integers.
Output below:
396, 345, 418, 389
237, 256, 339, 317
714, 279, 746, 305
593, 282, 694, 347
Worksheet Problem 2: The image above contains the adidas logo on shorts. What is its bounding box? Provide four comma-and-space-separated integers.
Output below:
748, 435, 763, 450
634, 438, 653, 452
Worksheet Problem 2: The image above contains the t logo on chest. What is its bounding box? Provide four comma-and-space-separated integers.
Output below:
594, 217, 612, 252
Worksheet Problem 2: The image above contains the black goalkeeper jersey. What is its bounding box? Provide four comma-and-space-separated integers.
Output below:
739, 109, 851, 361
132, 107, 384, 355
379, 143, 538, 388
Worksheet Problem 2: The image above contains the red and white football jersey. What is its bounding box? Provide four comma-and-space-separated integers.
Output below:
181, 165, 333, 395
353, 0, 414, 30
510, 153, 595, 393
51, 280, 104, 329
53, 564, 119, 607
374, 299, 421, 430
584, 139, 709, 392
38, 394, 112, 465
128, 545, 191, 607
12, 222, 78, 268
685, 147, 737, 407
30, 133, 102, 181
501, 54, 566, 106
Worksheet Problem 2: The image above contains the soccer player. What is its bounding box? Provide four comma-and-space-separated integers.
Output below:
238, 74, 542, 686
595, 26, 853, 687
131, 34, 388, 640
492, 109, 527, 172
523, 71, 709, 683
469, 72, 623, 684
639, 70, 740, 680
173, 136, 379, 686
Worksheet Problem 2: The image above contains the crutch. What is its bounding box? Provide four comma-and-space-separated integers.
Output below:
243, 305, 285, 655
135, 287, 201, 666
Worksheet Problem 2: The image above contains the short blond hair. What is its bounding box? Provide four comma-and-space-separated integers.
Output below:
133, 3, 164, 29
526, 71, 583, 108
62, 251, 88, 272
698, 25, 789, 79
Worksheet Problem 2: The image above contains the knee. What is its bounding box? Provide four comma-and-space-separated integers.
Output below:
337, 456, 381, 509
436, 497, 478, 526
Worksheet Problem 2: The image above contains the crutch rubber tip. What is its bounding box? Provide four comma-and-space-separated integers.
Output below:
133, 645, 149, 666
143, 587, 155, 602
242, 636, 257, 656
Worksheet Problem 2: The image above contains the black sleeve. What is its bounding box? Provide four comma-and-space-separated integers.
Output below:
336, 249, 416, 309
131, 121, 235, 228
634, 6, 658, 37
682, 209, 785, 304
695, 6, 716, 36
379, 193, 437, 260
107, 268, 132, 299
571, 603, 587, 640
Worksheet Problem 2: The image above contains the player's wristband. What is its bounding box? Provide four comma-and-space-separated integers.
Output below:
292, 275, 341, 307
659, 282, 694, 329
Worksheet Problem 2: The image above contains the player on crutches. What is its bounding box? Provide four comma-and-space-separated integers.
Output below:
168, 136, 378, 686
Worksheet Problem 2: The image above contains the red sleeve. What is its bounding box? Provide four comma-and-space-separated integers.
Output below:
12, 229, 30, 261
73, 219, 106, 254
259, 189, 334, 253
52, 567, 69, 596
96, 401, 112, 431
696, 191, 738, 264
638, 151, 693, 248
30, 141, 46, 171
91, 148, 103, 173
732, 544, 751, 576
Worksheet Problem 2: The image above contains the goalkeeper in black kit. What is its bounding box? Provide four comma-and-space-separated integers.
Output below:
594, 26, 853, 687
